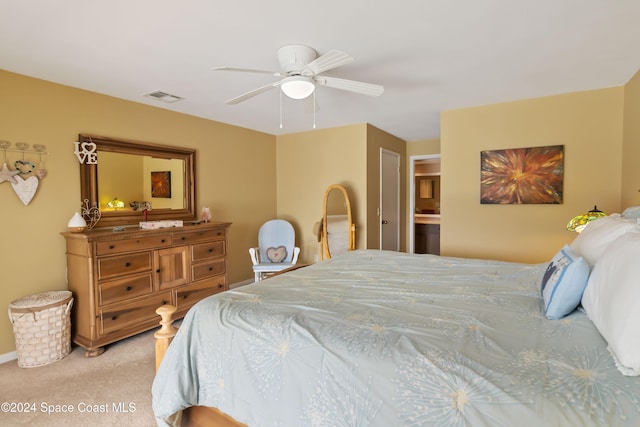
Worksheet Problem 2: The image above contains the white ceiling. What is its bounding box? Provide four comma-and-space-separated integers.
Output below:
1, 0, 639, 141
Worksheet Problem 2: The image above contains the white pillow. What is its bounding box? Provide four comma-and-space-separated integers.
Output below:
581, 232, 640, 376
570, 214, 639, 267
622, 205, 640, 219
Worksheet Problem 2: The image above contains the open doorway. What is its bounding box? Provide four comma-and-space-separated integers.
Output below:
409, 155, 441, 254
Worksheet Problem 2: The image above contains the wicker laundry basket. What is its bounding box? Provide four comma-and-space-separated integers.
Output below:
8, 291, 73, 368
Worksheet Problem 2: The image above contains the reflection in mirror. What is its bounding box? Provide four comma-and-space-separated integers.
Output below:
78, 134, 196, 228
98, 152, 185, 210
321, 184, 355, 259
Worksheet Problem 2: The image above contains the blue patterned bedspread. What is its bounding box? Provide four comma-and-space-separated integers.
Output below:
152, 250, 640, 426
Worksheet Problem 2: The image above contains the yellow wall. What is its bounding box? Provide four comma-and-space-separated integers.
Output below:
143, 157, 185, 210
99, 152, 143, 208
0, 69, 276, 354
441, 87, 625, 263
622, 69, 640, 207
275, 124, 368, 263
407, 138, 440, 157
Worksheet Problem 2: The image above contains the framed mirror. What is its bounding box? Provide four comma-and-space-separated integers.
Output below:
321, 184, 356, 259
78, 134, 196, 228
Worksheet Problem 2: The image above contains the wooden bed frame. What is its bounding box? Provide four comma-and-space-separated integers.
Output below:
155, 305, 246, 427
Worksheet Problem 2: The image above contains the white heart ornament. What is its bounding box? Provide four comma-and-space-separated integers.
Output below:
11, 175, 39, 205
81, 142, 97, 153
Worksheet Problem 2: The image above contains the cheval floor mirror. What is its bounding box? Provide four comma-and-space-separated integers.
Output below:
321, 183, 356, 259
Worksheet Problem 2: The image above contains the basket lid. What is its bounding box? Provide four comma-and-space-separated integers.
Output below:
9, 291, 72, 309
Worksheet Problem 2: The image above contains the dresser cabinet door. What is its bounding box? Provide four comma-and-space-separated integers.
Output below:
156, 246, 190, 290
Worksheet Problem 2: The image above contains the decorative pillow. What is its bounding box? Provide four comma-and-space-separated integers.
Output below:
540, 245, 590, 320
581, 232, 640, 376
265, 246, 287, 263
570, 214, 639, 268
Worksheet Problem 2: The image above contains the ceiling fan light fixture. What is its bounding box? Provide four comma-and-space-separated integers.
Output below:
281, 76, 315, 99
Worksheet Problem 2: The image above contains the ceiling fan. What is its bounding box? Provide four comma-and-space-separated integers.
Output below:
213, 44, 384, 104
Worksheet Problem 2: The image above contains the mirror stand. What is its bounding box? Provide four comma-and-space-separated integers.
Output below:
321, 184, 356, 259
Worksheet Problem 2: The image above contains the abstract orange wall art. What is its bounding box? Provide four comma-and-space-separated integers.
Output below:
151, 171, 172, 198
480, 145, 563, 204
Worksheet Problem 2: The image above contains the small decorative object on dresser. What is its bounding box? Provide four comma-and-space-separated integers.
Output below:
67, 212, 87, 232
61, 221, 231, 357
201, 206, 212, 222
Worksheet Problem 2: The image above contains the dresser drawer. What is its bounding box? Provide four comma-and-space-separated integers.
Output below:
192, 241, 225, 261
192, 258, 225, 281
173, 227, 225, 245
96, 235, 171, 255
100, 292, 172, 335
99, 274, 153, 306
175, 276, 227, 311
97, 252, 152, 280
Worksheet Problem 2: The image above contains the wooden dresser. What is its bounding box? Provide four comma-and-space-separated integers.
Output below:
61, 221, 231, 356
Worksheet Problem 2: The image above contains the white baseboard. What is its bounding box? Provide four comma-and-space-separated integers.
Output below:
0, 351, 17, 365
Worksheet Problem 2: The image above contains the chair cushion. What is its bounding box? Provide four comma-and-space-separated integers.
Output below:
266, 246, 287, 263
258, 220, 296, 263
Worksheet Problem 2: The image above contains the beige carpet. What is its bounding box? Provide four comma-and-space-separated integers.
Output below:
0, 328, 160, 426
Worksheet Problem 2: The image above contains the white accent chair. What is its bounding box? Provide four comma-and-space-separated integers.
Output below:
249, 219, 301, 282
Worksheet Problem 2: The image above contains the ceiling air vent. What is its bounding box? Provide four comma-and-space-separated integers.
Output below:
144, 91, 184, 103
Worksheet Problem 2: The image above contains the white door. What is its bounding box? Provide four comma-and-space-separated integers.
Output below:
380, 148, 400, 251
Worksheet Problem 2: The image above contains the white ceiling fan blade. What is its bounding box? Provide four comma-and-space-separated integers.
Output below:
213, 66, 282, 77
315, 76, 384, 97
303, 50, 354, 75
225, 81, 281, 104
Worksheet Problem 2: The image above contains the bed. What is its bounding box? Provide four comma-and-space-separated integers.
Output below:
152, 227, 640, 426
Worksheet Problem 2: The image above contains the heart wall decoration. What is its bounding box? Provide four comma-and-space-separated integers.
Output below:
11, 175, 39, 206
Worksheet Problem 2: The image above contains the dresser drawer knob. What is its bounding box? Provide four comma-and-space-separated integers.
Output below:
208, 248, 213, 253
111, 315, 117, 321
217, 283, 223, 289
156, 269, 161, 273
125, 286, 132, 291
109, 245, 115, 250
208, 267, 213, 271
182, 295, 188, 299
161, 239, 166, 243
161, 300, 167, 305
125, 262, 131, 267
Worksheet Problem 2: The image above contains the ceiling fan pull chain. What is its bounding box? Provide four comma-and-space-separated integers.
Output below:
313, 91, 316, 129
279, 89, 283, 129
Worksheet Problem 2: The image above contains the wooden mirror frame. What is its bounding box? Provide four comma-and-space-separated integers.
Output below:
78, 133, 196, 228
321, 184, 356, 259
